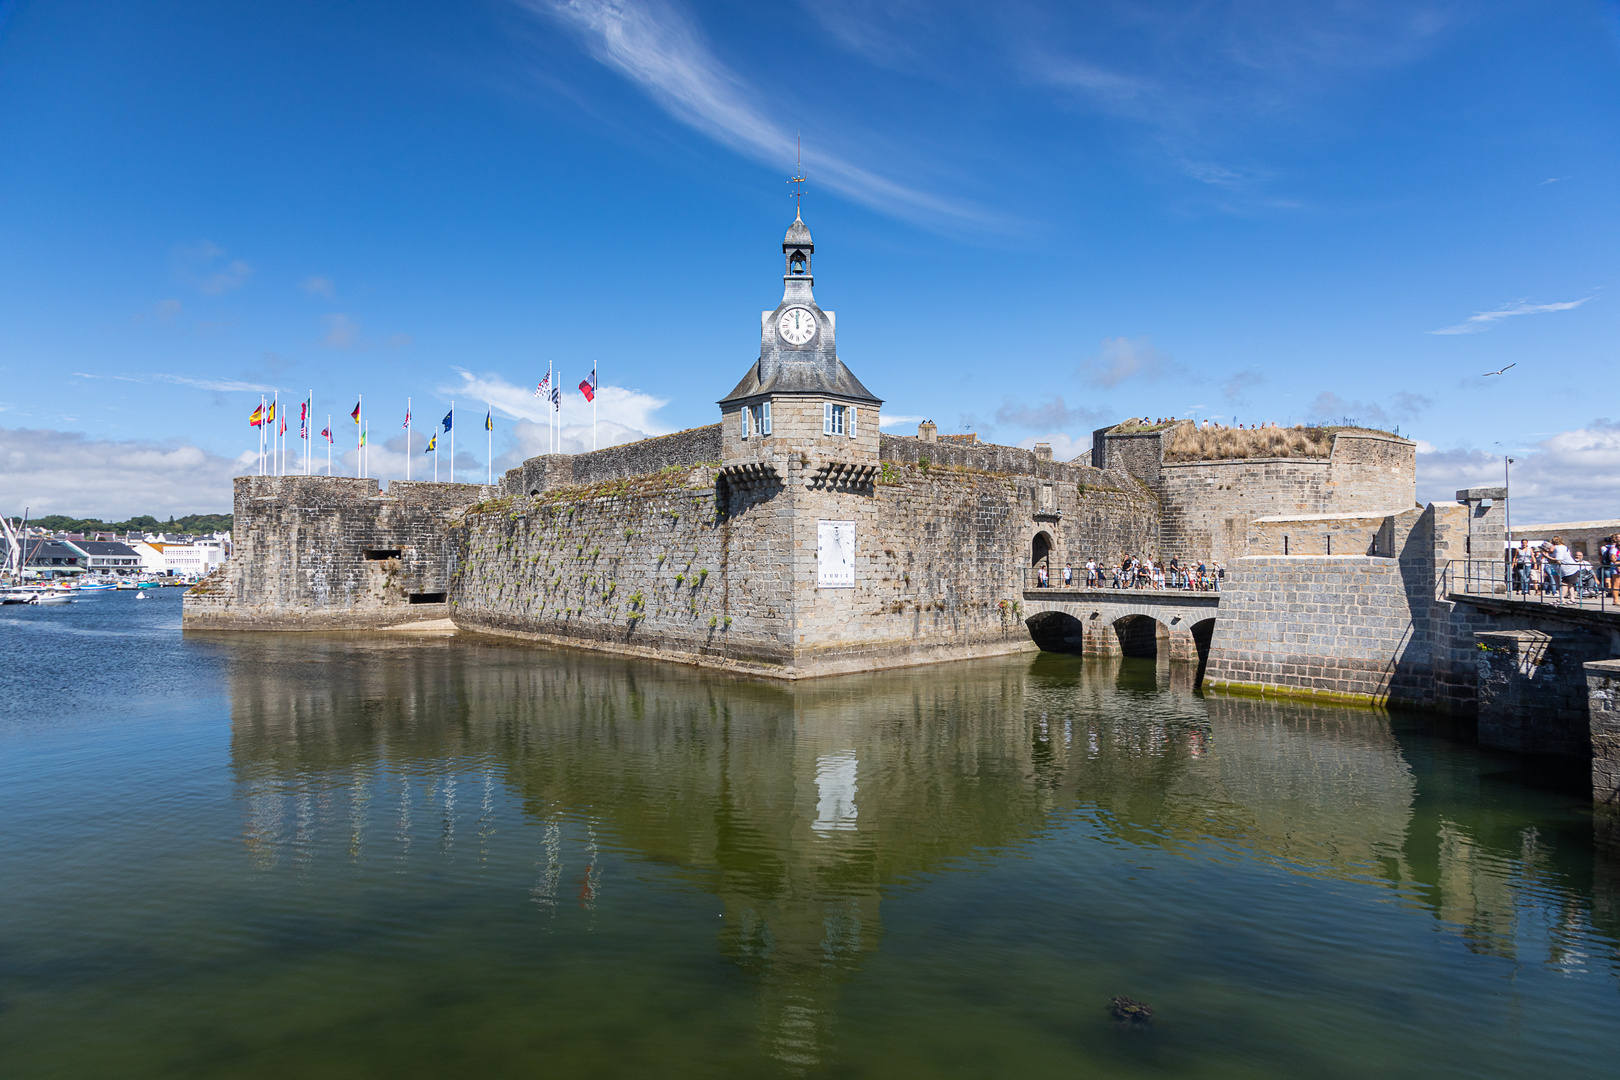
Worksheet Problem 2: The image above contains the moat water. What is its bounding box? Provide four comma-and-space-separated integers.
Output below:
2, 589, 1618, 1078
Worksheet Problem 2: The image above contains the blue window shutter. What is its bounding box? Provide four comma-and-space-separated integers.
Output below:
849, 406, 858, 439
762, 401, 771, 435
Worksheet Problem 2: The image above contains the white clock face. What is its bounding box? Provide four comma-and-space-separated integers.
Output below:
777, 306, 817, 346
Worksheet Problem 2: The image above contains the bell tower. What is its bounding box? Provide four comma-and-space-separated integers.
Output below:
718, 209, 882, 481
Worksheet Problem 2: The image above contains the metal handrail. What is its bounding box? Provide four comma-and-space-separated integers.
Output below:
1024, 565, 1222, 592
1445, 557, 1615, 613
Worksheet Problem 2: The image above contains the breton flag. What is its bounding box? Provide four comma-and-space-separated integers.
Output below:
578, 370, 596, 403
441, 409, 453, 432
249, 405, 264, 427
549, 384, 561, 409
534, 373, 550, 398
425, 433, 436, 452
351, 401, 361, 424
485, 409, 493, 432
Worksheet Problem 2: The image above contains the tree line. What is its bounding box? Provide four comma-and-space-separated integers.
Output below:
25, 513, 233, 535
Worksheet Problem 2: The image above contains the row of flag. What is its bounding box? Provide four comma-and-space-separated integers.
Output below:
532, 369, 595, 403
251, 399, 493, 451
249, 400, 331, 441
247, 360, 596, 477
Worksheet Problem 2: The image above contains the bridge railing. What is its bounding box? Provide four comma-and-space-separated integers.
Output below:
1023, 567, 1222, 592
1444, 558, 1615, 613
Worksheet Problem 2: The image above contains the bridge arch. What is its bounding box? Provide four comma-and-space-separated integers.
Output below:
1025, 610, 1085, 654
1114, 613, 1167, 659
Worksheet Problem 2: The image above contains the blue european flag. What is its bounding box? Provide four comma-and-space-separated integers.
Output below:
441, 410, 452, 432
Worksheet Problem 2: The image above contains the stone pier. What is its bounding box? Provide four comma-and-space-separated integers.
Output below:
1589, 659, 1620, 805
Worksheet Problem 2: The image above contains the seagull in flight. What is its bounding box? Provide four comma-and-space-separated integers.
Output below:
1482, 363, 1516, 377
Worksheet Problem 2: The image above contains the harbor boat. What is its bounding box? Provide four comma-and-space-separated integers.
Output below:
76, 581, 117, 592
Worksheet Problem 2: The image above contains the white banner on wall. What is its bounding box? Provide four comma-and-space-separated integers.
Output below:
817, 519, 855, 588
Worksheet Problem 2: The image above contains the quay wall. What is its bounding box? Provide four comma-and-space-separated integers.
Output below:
184, 476, 493, 630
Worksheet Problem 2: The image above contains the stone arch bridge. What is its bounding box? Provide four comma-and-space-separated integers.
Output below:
1021, 587, 1221, 665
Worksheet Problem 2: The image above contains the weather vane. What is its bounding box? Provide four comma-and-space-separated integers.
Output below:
788, 133, 806, 213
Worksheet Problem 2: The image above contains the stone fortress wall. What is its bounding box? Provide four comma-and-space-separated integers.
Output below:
1092, 421, 1417, 564
446, 421, 1161, 678
184, 475, 495, 630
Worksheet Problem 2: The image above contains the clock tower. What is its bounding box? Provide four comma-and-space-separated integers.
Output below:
718, 208, 882, 483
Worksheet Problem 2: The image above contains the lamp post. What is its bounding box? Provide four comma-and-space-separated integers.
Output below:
1505, 455, 1514, 594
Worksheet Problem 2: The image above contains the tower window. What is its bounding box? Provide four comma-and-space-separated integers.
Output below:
824, 403, 845, 436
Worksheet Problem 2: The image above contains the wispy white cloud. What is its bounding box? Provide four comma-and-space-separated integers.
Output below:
172, 240, 253, 295
1014, 432, 1092, 463
1076, 336, 1181, 389
995, 395, 1112, 431
301, 276, 336, 299
1417, 420, 1620, 522
1428, 297, 1591, 335
73, 372, 278, 394
446, 369, 671, 437
323, 313, 361, 349
1307, 389, 1430, 428
0, 426, 252, 518
1025, 2, 1462, 201
878, 413, 928, 430
524, 0, 995, 227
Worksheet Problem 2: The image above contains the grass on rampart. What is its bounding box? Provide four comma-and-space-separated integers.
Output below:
1159, 422, 1399, 462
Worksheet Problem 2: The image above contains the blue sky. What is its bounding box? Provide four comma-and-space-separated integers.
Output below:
1, 0, 1616, 521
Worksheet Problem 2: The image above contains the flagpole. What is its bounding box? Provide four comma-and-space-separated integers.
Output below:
449, 401, 455, 484
307, 391, 314, 475
406, 397, 412, 482
357, 394, 363, 478
434, 431, 439, 482
593, 360, 598, 451
487, 403, 492, 485
549, 360, 555, 455
259, 395, 265, 476
327, 415, 332, 476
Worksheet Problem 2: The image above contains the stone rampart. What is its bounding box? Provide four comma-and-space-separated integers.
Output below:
500, 425, 722, 496
880, 433, 1123, 487
453, 465, 780, 669
184, 475, 493, 630
1091, 425, 1415, 564
788, 462, 1158, 674
451, 456, 1160, 678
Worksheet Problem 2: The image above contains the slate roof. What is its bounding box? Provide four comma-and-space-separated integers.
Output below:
719, 355, 881, 406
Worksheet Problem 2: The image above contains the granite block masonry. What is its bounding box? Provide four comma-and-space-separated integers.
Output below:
1590, 660, 1620, 805
186, 208, 1428, 681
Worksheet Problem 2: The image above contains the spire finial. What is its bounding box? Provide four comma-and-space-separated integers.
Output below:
788, 132, 806, 216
